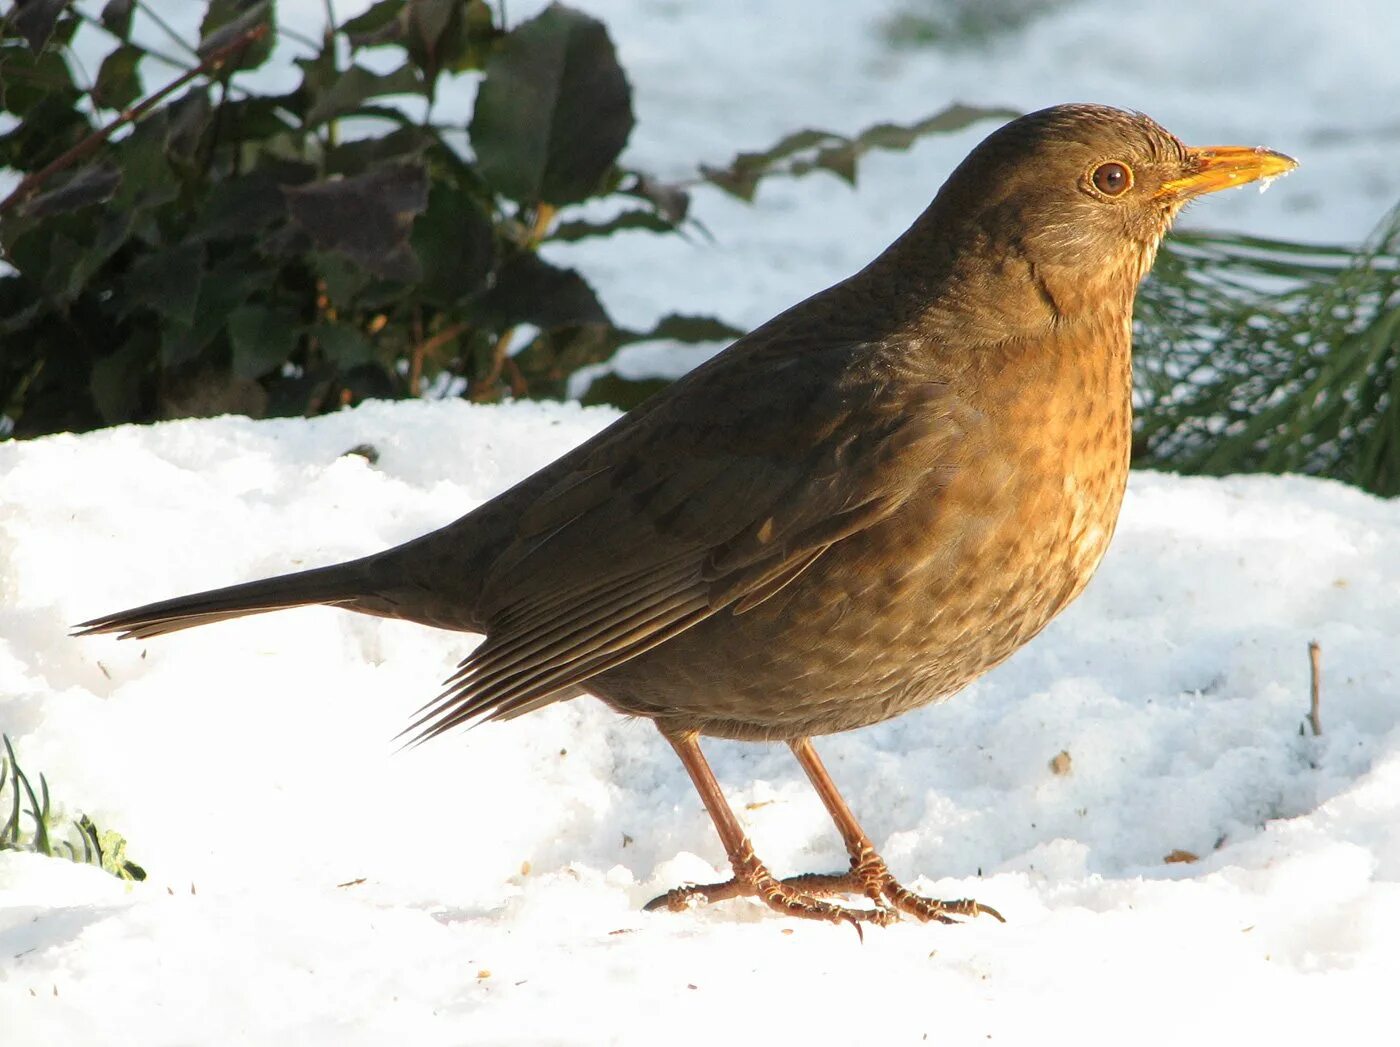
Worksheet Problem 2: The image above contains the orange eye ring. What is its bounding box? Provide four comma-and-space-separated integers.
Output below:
1091, 161, 1133, 197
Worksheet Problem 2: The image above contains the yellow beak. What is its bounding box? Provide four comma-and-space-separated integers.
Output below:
1157, 145, 1298, 199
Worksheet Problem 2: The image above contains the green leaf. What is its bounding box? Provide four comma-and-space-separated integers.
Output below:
284, 163, 429, 281
412, 183, 495, 306
0, 45, 82, 115
10, 0, 71, 53
480, 251, 607, 328
122, 241, 206, 325
91, 43, 142, 111
228, 303, 299, 379
99, 0, 134, 40
309, 322, 374, 366
304, 62, 423, 127
342, 0, 404, 48
90, 328, 154, 423
194, 170, 287, 241
551, 208, 676, 242
18, 164, 120, 218
579, 372, 668, 410
702, 103, 1018, 200
160, 257, 267, 366
198, 0, 274, 70
471, 3, 634, 206
634, 312, 742, 344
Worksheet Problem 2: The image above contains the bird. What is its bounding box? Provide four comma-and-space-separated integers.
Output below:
76, 104, 1296, 929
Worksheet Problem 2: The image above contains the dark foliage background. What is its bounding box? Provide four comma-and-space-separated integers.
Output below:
1, 0, 1396, 494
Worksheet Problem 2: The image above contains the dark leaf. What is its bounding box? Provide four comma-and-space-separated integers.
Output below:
342, 0, 405, 49
634, 312, 741, 344
228, 303, 299, 379
110, 109, 180, 213
480, 251, 607, 328
160, 261, 264, 367
90, 328, 154, 423
0, 45, 81, 115
579, 372, 668, 410
91, 44, 142, 111
702, 103, 1018, 200
99, 0, 133, 39
309, 322, 374, 366
551, 208, 676, 242
284, 163, 428, 281
197, 0, 274, 70
323, 126, 435, 176
18, 164, 120, 218
166, 88, 213, 161
304, 62, 422, 127
194, 169, 287, 240
122, 241, 206, 325
10, 0, 71, 53
405, 0, 460, 83
471, 3, 634, 205
412, 183, 495, 306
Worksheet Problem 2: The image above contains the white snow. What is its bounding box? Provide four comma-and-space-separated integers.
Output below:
4, 1, 1400, 1043
4, 402, 1400, 1044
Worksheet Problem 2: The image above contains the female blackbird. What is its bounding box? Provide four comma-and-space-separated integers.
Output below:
78, 104, 1296, 929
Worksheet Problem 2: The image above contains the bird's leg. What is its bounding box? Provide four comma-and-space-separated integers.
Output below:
644, 728, 896, 929
787, 737, 1005, 925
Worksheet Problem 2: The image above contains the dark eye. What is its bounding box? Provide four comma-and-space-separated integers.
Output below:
1091, 161, 1132, 196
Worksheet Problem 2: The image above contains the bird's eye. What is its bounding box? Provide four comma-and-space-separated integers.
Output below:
1091, 161, 1133, 196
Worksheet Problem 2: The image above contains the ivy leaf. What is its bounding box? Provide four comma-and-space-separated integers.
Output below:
551, 209, 677, 242
19, 164, 120, 219
309, 322, 374, 367
91, 44, 142, 111
471, 3, 634, 206
480, 251, 607, 329
99, 0, 134, 40
412, 184, 495, 307
90, 328, 154, 423
304, 63, 422, 128
10, 0, 72, 53
228, 303, 299, 379
284, 163, 429, 281
342, 0, 404, 49
198, 0, 274, 70
702, 103, 1018, 200
122, 241, 206, 326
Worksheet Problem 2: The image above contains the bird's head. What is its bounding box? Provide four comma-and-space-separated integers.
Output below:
895, 103, 1297, 341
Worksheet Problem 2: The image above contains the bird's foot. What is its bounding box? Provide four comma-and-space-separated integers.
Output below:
643, 848, 898, 933
645, 848, 1003, 927
826, 846, 1005, 924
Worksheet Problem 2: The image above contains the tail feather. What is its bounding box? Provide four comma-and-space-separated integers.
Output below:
73, 564, 365, 641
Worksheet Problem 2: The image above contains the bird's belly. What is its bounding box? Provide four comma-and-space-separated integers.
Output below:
591, 376, 1132, 741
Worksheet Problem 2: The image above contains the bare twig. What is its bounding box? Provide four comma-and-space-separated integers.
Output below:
408, 321, 468, 397
0, 23, 270, 217
1307, 640, 1323, 736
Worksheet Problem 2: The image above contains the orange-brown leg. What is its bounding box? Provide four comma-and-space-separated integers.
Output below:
787, 737, 1004, 925
643, 728, 896, 930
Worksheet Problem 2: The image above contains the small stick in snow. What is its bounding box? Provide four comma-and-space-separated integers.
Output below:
1307, 640, 1322, 737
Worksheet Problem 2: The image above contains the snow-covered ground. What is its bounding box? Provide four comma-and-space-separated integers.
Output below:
5, 1, 1400, 1044
4, 401, 1400, 1044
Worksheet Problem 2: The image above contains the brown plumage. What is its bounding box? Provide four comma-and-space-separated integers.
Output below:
76, 105, 1295, 928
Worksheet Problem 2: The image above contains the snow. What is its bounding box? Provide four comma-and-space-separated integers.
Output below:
4, 1, 1400, 1043
4, 401, 1400, 1044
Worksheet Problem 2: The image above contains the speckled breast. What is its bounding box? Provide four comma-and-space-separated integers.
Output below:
591, 322, 1134, 742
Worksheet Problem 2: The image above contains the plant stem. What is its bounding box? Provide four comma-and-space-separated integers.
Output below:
0, 23, 271, 218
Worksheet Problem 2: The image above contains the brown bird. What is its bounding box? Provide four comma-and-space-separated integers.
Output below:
76, 104, 1295, 929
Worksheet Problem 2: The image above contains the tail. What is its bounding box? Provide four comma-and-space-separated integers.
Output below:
73, 562, 371, 641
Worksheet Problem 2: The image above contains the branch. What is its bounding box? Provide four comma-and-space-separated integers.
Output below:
0, 23, 270, 217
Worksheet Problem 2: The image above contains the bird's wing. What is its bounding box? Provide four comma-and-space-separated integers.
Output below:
401, 343, 974, 742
